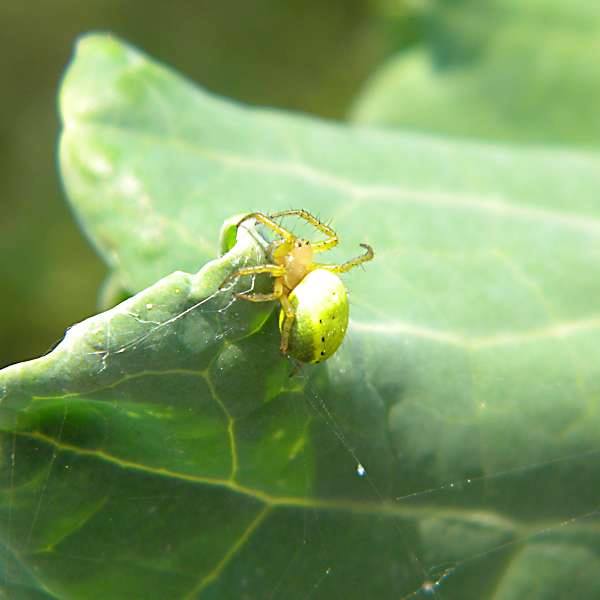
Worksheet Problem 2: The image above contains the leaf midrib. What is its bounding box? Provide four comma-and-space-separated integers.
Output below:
63, 120, 600, 236
13, 429, 520, 530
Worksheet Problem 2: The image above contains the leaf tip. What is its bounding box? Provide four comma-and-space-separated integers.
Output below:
72, 31, 127, 61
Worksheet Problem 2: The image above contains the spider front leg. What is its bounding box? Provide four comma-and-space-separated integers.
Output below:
219, 264, 285, 299
316, 243, 374, 273
269, 209, 339, 253
237, 212, 295, 243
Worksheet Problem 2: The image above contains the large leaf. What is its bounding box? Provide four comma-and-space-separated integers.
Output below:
352, 0, 600, 147
2, 34, 600, 599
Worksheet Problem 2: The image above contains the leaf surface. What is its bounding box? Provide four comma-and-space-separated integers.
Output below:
2, 34, 600, 599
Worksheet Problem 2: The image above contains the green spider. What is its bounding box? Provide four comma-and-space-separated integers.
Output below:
220, 209, 373, 363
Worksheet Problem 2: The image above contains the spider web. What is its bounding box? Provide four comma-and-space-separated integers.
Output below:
5, 32, 600, 599
3, 188, 600, 598
2, 260, 600, 600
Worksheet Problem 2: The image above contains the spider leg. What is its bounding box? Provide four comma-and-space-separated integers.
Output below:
269, 209, 338, 253
235, 289, 282, 303
238, 212, 295, 242
219, 264, 285, 291
278, 291, 295, 355
314, 243, 374, 273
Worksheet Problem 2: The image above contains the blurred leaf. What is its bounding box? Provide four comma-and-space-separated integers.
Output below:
2, 34, 600, 599
352, 0, 600, 147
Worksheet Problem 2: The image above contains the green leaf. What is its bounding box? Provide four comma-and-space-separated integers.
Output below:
3, 33, 600, 599
352, 0, 600, 147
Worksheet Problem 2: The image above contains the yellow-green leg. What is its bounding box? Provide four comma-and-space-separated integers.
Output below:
316, 243, 374, 273
235, 290, 282, 302
219, 264, 285, 290
269, 209, 339, 253
278, 292, 295, 354
237, 212, 295, 242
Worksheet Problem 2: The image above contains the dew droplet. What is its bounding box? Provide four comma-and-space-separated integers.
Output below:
356, 463, 366, 477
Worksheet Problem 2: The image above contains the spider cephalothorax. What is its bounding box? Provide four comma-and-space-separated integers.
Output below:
220, 209, 373, 363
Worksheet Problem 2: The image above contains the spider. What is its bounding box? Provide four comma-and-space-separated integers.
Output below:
220, 209, 374, 363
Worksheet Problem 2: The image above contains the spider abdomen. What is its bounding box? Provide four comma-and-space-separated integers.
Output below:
279, 269, 349, 363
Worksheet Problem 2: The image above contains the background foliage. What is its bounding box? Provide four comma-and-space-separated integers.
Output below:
353, 0, 600, 147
